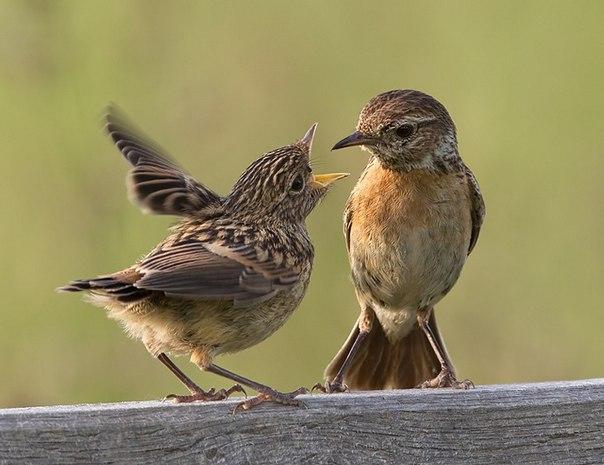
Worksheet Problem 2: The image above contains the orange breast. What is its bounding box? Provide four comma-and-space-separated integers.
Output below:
348, 161, 473, 316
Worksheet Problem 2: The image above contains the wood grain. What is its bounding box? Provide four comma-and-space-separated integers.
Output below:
1, 379, 602, 465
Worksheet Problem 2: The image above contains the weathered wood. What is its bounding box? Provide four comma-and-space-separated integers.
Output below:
0, 379, 602, 465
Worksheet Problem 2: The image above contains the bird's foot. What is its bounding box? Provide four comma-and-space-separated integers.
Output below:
233, 387, 308, 413
418, 369, 474, 389
312, 380, 349, 394
165, 384, 246, 403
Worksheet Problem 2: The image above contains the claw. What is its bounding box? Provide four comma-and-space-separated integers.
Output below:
418, 370, 474, 390
165, 384, 246, 403
312, 381, 348, 394
232, 387, 308, 413
311, 382, 326, 393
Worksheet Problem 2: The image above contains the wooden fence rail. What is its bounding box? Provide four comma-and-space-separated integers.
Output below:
1, 379, 602, 465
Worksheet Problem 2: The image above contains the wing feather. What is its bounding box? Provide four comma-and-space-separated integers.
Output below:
105, 105, 221, 216
133, 240, 300, 306
343, 201, 353, 252
464, 164, 485, 255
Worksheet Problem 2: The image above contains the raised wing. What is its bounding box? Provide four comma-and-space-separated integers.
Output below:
105, 105, 221, 216
132, 240, 300, 307
465, 164, 485, 255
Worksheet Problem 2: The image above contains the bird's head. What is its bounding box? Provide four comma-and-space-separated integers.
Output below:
225, 124, 348, 224
333, 89, 459, 172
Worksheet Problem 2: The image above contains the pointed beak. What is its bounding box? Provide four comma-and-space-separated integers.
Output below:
312, 172, 349, 187
299, 122, 318, 150
332, 131, 378, 150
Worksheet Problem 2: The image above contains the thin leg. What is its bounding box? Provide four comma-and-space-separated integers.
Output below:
417, 311, 448, 368
157, 353, 246, 402
417, 309, 473, 389
157, 353, 203, 394
206, 363, 308, 413
206, 364, 275, 393
315, 306, 375, 393
314, 329, 369, 393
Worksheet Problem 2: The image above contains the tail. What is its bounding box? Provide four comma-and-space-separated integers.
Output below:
325, 312, 445, 390
57, 275, 151, 303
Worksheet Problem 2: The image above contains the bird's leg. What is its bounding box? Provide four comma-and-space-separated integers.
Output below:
157, 353, 203, 393
314, 307, 374, 393
204, 364, 308, 413
157, 353, 246, 403
313, 330, 368, 393
416, 309, 473, 389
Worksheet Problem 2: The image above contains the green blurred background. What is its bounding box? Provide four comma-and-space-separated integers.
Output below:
1, 1, 602, 408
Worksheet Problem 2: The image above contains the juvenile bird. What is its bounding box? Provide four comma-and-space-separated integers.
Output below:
59, 107, 348, 410
321, 90, 485, 391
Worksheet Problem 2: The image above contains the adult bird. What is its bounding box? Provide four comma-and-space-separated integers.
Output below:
323, 90, 485, 391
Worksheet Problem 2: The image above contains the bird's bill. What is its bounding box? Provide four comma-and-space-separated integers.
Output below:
332, 131, 378, 150
312, 172, 349, 187
300, 122, 318, 149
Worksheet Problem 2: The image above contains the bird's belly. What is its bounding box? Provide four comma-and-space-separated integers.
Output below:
106, 274, 309, 357
216, 279, 308, 354
349, 194, 471, 339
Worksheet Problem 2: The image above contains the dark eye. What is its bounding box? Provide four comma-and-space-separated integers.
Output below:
290, 175, 305, 193
395, 124, 415, 139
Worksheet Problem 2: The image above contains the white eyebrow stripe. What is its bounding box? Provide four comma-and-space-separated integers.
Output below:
376, 116, 438, 133
412, 116, 438, 124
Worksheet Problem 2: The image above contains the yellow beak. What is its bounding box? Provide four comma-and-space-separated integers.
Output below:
312, 172, 349, 187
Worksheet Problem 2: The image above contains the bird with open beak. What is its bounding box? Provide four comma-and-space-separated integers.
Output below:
59, 106, 348, 411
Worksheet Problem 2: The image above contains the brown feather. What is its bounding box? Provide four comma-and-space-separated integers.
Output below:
105, 104, 221, 217
464, 162, 485, 255
325, 312, 442, 389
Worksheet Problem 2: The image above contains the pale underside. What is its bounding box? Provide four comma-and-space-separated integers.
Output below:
346, 160, 474, 343
88, 269, 310, 359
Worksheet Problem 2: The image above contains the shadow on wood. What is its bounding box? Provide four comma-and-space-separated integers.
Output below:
0, 379, 602, 465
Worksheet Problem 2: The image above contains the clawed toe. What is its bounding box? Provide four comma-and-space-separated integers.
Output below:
233, 387, 308, 413
312, 381, 348, 394
165, 384, 246, 403
418, 370, 474, 390
454, 378, 474, 389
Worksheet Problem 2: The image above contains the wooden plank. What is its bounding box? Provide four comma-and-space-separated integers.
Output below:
1, 379, 602, 465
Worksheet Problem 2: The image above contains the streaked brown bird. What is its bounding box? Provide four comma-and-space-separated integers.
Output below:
59, 106, 348, 410
321, 89, 485, 391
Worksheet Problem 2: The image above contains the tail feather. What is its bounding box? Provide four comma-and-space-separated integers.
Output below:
57, 276, 152, 303
325, 312, 444, 390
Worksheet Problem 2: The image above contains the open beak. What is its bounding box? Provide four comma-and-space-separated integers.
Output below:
312, 172, 349, 187
332, 131, 378, 150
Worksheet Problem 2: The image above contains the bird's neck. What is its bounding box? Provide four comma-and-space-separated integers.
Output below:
370, 154, 462, 175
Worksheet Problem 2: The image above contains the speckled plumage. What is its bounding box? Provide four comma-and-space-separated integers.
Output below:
324, 90, 485, 391
59, 106, 347, 409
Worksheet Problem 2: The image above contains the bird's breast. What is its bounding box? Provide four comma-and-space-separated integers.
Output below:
348, 164, 472, 335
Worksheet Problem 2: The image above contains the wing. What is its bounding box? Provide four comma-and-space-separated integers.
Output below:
343, 200, 353, 252
105, 105, 221, 216
131, 239, 300, 307
464, 164, 485, 255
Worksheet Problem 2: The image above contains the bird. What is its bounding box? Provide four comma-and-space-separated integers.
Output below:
320, 89, 485, 392
58, 106, 348, 411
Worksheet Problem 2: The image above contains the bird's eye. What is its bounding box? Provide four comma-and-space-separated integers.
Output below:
290, 174, 305, 194
395, 124, 415, 139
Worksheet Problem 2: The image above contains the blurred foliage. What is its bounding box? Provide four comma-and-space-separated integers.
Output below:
0, 0, 602, 407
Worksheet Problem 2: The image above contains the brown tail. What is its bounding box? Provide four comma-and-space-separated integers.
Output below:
325, 312, 446, 390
